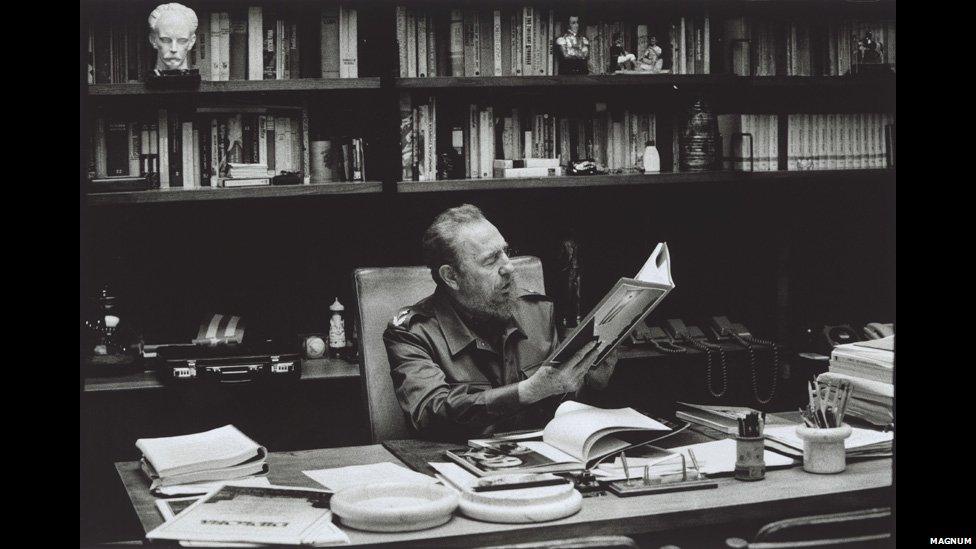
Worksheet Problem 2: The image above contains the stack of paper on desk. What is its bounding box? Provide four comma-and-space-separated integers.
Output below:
136, 425, 268, 491
596, 439, 796, 480
146, 484, 348, 546
763, 424, 893, 458
824, 336, 894, 427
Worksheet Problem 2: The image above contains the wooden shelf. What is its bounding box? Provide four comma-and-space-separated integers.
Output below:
82, 358, 360, 393
86, 182, 384, 206
397, 168, 894, 193
396, 74, 895, 90
87, 77, 383, 96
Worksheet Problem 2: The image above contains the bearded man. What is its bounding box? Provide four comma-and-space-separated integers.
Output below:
384, 204, 616, 441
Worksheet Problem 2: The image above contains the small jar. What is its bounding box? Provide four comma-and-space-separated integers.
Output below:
734, 436, 765, 481
796, 424, 852, 474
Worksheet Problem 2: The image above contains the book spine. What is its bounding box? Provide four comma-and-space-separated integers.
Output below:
493, 9, 503, 76
472, 9, 482, 76
196, 12, 210, 80
396, 5, 408, 77
428, 96, 437, 179
522, 7, 533, 77
405, 8, 417, 77
417, 12, 428, 78
157, 110, 169, 186
468, 103, 480, 178
703, 13, 711, 74
246, 6, 263, 80
275, 19, 285, 79
342, 6, 358, 78
513, 11, 523, 75
219, 13, 231, 80
450, 9, 464, 77
230, 11, 247, 80
182, 121, 195, 188
93, 117, 108, 177
480, 9, 494, 78
263, 11, 275, 79
546, 9, 554, 75
321, 4, 340, 78
480, 106, 494, 178
290, 21, 301, 79
427, 14, 438, 77
533, 8, 543, 75
127, 122, 141, 176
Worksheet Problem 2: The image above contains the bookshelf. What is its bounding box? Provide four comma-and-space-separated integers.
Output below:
86, 181, 384, 206
396, 167, 894, 193
88, 77, 383, 96
395, 74, 895, 90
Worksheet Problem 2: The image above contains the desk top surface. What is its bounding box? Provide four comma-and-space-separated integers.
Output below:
116, 442, 892, 547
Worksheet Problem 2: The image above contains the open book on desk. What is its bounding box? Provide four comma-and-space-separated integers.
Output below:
445, 401, 670, 477
549, 242, 674, 367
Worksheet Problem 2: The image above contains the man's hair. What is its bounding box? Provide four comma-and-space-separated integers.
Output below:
423, 204, 486, 286
148, 3, 198, 34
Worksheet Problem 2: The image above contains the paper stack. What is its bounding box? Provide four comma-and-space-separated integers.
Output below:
136, 425, 268, 492
820, 336, 894, 427
764, 424, 893, 459
218, 163, 271, 187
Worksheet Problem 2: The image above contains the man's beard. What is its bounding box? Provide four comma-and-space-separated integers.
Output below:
456, 281, 518, 326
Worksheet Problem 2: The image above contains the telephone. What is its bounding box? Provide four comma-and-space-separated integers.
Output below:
706, 315, 751, 342
663, 318, 727, 398
645, 326, 686, 354
707, 316, 779, 405
863, 322, 894, 339
822, 324, 861, 348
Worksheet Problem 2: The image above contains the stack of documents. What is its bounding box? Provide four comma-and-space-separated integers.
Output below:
764, 424, 893, 458
675, 402, 796, 435
147, 484, 349, 547
136, 425, 268, 492
822, 336, 894, 427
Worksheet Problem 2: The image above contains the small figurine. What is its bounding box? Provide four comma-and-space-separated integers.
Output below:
609, 33, 637, 72
555, 236, 582, 330
555, 15, 590, 75
855, 31, 884, 65
148, 3, 198, 72
328, 298, 347, 357
638, 36, 664, 73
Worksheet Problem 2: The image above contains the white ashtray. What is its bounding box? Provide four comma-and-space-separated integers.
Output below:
329, 482, 459, 532
459, 476, 582, 524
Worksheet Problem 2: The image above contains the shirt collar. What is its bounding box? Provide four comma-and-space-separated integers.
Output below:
432, 287, 530, 357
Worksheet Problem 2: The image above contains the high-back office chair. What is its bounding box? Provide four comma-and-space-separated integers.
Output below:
725, 507, 892, 548
352, 256, 546, 443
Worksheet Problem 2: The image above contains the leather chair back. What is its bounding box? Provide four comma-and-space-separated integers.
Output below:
352, 256, 545, 443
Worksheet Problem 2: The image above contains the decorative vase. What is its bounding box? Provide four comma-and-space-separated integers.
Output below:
679, 98, 721, 172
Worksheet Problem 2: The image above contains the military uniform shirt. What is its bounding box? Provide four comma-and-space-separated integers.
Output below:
383, 286, 562, 441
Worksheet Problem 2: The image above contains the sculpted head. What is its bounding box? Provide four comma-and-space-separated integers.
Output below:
148, 3, 198, 71
423, 204, 518, 323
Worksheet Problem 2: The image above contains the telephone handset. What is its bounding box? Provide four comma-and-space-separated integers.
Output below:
706, 315, 751, 342
708, 316, 779, 405
664, 318, 727, 398
646, 326, 686, 354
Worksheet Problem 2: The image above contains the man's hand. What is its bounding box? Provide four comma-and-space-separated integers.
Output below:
586, 348, 619, 390
518, 340, 601, 404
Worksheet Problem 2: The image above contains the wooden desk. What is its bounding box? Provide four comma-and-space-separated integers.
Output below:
117, 444, 892, 547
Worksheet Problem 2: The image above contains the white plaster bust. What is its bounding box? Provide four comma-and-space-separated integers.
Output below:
148, 3, 198, 71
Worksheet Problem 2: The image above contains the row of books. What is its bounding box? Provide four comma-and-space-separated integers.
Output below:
396, 6, 559, 78
401, 98, 658, 181
718, 114, 780, 172
786, 113, 894, 171
90, 107, 309, 188
395, 6, 711, 78
87, 3, 358, 84
722, 17, 896, 77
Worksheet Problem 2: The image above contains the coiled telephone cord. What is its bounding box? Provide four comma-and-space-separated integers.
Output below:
679, 336, 728, 398
730, 332, 780, 405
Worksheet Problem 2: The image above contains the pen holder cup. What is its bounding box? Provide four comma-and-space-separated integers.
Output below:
796, 423, 852, 474
734, 436, 766, 481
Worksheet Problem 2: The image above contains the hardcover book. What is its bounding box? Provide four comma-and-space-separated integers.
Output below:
446, 401, 670, 477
